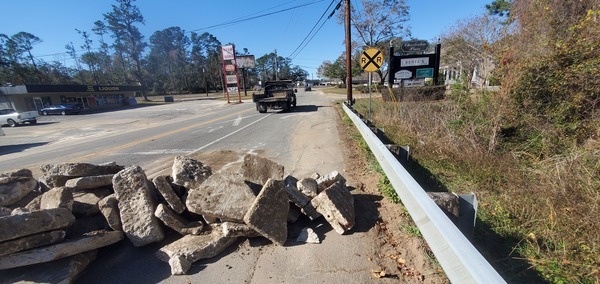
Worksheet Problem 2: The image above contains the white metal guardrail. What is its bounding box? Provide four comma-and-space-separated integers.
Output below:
343, 103, 506, 284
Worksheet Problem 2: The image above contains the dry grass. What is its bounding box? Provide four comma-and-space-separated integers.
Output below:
351, 93, 599, 283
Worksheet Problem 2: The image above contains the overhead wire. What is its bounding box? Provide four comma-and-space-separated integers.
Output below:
287, 0, 341, 59
188, 0, 324, 32
32, 1, 324, 60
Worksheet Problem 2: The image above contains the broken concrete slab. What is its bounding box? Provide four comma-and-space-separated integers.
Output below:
24, 194, 42, 211
0, 230, 66, 257
0, 250, 97, 284
296, 227, 320, 244
0, 169, 39, 207
284, 176, 311, 208
297, 178, 318, 198
153, 175, 185, 214
40, 162, 124, 177
154, 203, 204, 235
156, 225, 238, 275
222, 222, 261, 238
0, 208, 75, 242
97, 194, 122, 231
0, 230, 122, 270
172, 156, 212, 190
316, 170, 346, 192
40, 187, 74, 211
186, 172, 256, 222
311, 181, 355, 234
244, 179, 289, 246
112, 165, 164, 247
300, 202, 322, 220
65, 174, 114, 190
39, 174, 71, 189
72, 188, 112, 216
239, 154, 284, 186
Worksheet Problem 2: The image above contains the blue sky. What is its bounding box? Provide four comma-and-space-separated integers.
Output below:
0, 0, 491, 78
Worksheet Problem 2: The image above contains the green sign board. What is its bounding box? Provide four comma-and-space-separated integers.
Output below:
416, 68, 434, 78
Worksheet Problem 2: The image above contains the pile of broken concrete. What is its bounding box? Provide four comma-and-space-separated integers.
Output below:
0, 154, 355, 279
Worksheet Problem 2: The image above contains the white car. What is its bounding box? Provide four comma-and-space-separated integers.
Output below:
0, 108, 39, 127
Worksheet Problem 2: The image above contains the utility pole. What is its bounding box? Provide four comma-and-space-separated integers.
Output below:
345, 0, 352, 105
274, 49, 278, 81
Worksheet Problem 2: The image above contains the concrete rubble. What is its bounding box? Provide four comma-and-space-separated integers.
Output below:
0, 155, 356, 280
112, 165, 164, 247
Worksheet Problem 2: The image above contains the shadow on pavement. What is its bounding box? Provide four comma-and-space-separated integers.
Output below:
0, 142, 49, 155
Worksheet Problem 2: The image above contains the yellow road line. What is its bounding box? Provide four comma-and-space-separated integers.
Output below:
72, 107, 253, 162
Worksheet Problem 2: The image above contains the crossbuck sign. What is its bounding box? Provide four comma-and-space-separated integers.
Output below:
360, 48, 384, 72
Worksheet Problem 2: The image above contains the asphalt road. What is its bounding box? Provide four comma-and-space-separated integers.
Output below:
1, 89, 387, 283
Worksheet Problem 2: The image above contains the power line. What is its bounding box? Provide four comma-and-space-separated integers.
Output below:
288, 0, 342, 59
188, 0, 324, 33
32, 1, 324, 60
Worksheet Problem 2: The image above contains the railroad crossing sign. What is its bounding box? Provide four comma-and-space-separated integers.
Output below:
360, 48, 384, 72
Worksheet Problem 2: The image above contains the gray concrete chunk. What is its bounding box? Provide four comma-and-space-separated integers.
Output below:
98, 194, 122, 231
40, 162, 123, 177
155, 203, 204, 235
222, 222, 261, 238
65, 174, 114, 190
297, 178, 318, 198
39, 174, 71, 189
0, 169, 38, 207
0, 250, 97, 284
311, 181, 355, 234
244, 179, 289, 246
186, 172, 256, 222
0, 230, 122, 270
296, 227, 320, 244
0, 208, 75, 242
72, 188, 112, 216
0, 230, 66, 256
40, 187, 74, 211
172, 156, 212, 190
239, 154, 284, 185
113, 165, 164, 247
284, 176, 311, 208
153, 175, 185, 214
316, 170, 346, 192
156, 225, 238, 275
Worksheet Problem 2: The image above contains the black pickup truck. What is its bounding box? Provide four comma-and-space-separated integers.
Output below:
252, 80, 297, 113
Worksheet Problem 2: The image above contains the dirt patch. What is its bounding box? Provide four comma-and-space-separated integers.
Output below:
332, 102, 449, 283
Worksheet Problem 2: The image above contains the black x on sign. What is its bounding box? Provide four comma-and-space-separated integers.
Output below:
360, 48, 384, 72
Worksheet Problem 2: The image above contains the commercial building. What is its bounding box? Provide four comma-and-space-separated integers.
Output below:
0, 85, 146, 112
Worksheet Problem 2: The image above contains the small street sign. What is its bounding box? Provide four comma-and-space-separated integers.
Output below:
222, 45, 235, 60
360, 48, 384, 72
401, 40, 429, 52
403, 79, 425, 87
226, 75, 238, 84
416, 68, 434, 78
395, 70, 412, 79
400, 57, 430, 67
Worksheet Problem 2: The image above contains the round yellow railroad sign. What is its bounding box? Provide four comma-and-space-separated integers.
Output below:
360, 47, 384, 72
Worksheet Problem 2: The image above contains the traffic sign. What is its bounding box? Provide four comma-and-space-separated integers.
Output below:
416, 68, 434, 78
395, 70, 412, 79
360, 48, 384, 72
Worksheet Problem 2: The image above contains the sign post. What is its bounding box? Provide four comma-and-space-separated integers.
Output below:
360, 47, 384, 121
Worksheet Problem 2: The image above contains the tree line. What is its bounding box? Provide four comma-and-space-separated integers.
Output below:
0, 0, 309, 99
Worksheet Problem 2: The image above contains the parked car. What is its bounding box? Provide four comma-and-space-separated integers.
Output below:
0, 108, 39, 127
39, 104, 81, 115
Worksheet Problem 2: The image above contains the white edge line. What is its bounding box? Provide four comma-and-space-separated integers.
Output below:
190, 114, 272, 154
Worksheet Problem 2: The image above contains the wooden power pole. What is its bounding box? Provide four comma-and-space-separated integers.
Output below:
345, 0, 352, 105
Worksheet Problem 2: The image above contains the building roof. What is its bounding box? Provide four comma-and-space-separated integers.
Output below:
0, 85, 147, 95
